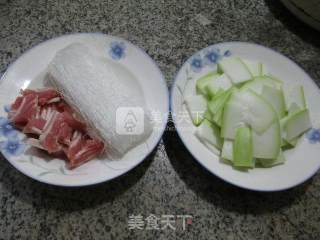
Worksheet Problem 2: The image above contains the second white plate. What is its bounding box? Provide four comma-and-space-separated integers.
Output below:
171, 42, 320, 191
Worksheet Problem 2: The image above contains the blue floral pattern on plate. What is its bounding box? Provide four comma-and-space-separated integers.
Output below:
177, 47, 232, 97
109, 41, 126, 60
204, 49, 221, 66
0, 117, 17, 138
189, 47, 231, 72
0, 136, 26, 158
189, 54, 203, 72
4, 105, 10, 113
306, 128, 320, 144
0, 106, 25, 158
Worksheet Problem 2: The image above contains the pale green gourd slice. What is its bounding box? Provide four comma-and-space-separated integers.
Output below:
284, 109, 312, 141
242, 59, 262, 77
205, 74, 233, 97
212, 107, 223, 127
221, 89, 277, 139
195, 119, 223, 149
266, 74, 283, 85
281, 137, 299, 148
184, 95, 207, 126
217, 57, 253, 84
261, 85, 286, 118
202, 141, 221, 155
196, 71, 220, 96
288, 102, 301, 115
233, 127, 254, 168
260, 63, 268, 76
204, 110, 213, 122
241, 76, 280, 94
258, 150, 285, 167
285, 85, 306, 111
221, 140, 233, 161
208, 88, 233, 115
252, 121, 281, 159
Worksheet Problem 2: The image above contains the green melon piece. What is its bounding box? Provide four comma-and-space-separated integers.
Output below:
285, 85, 307, 111
284, 109, 311, 141
241, 76, 281, 94
205, 74, 233, 97
261, 85, 286, 118
233, 126, 254, 168
221, 89, 277, 139
184, 95, 207, 126
195, 119, 223, 149
196, 71, 220, 96
252, 121, 281, 159
208, 88, 233, 115
242, 59, 262, 77
217, 57, 253, 84
258, 150, 285, 167
221, 140, 233, 161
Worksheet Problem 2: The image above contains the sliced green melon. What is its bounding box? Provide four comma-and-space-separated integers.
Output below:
221, 90, 277, 139
281, 137, 299, 148
204, 110, 213, 122
284, 109, 311, 141
212, 88, 225, 99
208, 88, 233, 115
261, 85, 286, 118
196, 71, 220, 96
221, 140, 233, 161
205, 74, 232, 97
280, 112, 304, 147
241, 76, 280, 94
260, 63, 268, 76
252, 121, 281, 159
285, 85, 307, 111
212, 107, 223, 127
242, 59, 262, 77
183, 78, 197, 97
202, 141, 221, 155
195, 119, 223, 149
184, 95, 207, 126
266, 74, 283, 85
288, 102, 301, 115
233, 126, 254, 168
258, 150, 285, 167
217, 57, 253, 84
280, 116, 292, 146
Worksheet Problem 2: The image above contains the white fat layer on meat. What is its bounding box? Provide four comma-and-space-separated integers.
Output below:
10, 96, 26, 119
46, 43, 153, 159
26, 138, 45, 150
70, 130, 82, 148
31, 127, 42, 135
39, 111, 59, 142
46, 97, 60, 104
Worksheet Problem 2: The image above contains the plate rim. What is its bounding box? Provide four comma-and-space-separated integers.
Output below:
170, 41, 320, 192
0, 32, 169, 187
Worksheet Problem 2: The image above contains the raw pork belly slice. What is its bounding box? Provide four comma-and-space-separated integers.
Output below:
46, 43, 153, 158
9, 93, 39, 125
8, 88, 104, 169
22, 88, 60, 105
66, 131, 104, 169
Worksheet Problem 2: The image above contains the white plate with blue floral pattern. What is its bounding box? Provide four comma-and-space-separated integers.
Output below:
0, 33, 169, 187
171, 42, 320, 191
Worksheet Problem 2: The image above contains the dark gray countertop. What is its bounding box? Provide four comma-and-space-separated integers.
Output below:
0, 0, 320, 239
